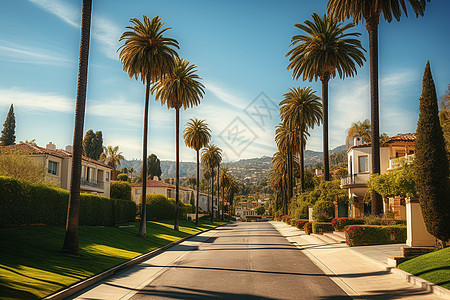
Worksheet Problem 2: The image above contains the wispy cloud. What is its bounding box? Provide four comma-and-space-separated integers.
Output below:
0, 41, 72, 66
29, 0, 121, 60
205, 81, 247, 110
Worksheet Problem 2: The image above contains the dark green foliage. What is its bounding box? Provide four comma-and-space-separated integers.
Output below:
0, 176, 136, 227
414, 61, 450, 242
117, 173, 129, 181
0, 104, 16, 146
368, 164, 417, 198
312, 200, 334, 221
255, 205, 265, 215
147, 154, 162, 180
332, 217, 364, 231
146, 194, 175, 220
110, 180, 132, 201
312, 222, 334, 234
82, 129, 103, 160
303, 222, 312, 235
294, 219, 309, 229
345, 225, 407, 247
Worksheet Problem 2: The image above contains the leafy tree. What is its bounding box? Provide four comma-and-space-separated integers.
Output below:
19, 139, 37, 146
63, 0, 92, 256
82, 129, 103, 160
255, 205, 265, 215
0, 104, 16, 146
153, 58, 204, 230
0, 151, 45, 182
414, 61, 449, 246
328, 0, 430, 215
117, 173, 129, 182
287, 13, 365, 182
183, 118, 211, 223
119, 15, 179, 237
147, 154, 162, 180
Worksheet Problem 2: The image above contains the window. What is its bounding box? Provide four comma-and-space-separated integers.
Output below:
48, 161, 58, 176
105, 171, 110, 182
135, 189, 141, 195
358, 156, 368, 173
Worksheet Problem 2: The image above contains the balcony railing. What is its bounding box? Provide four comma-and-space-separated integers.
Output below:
389, 154, 415, 170
81, 178, 104, 190
341, 174, 357, 186
340, 173, 370, 187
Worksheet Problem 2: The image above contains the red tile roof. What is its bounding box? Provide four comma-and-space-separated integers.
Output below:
0, 143, 112, 168
132, 180, 194, 192
349, 133, 416, 150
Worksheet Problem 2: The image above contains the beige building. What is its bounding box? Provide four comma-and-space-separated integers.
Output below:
0, 142, 112, 197
341, 134, 416, 218
131, 180, 193, 206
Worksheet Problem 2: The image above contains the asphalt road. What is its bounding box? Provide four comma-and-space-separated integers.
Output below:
131, 222, 350, 300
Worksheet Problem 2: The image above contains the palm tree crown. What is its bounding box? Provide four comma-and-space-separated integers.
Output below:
287, 13, 365, 82
183, 118, 211, 151
152, 58, 205, 109
346, 119, 371, 147
119, 15, 179, 83
201, 144, 222, 170
99, 145, 124, 171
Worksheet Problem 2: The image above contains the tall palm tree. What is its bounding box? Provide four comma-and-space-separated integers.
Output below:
345, 119, 371, 148
201, 144, 222, 222
153, 58, 204, 231
183, 118, 211, 224
219, 167, 230, 220
272, 151, 299, 214
286, 13, 366, 182
119, 15, 179, 237
279, 86, 322, 192
275, 123, 299, 199
327, 0, 429, 215
202, 168, 212, 214
62, 0, 92, 256
99, 145, 125, 180
226, 175, 239, 217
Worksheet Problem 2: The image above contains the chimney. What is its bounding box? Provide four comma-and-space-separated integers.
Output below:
353, 134, 363, 146
65, 145, 73, 153
46, 142, 56, 150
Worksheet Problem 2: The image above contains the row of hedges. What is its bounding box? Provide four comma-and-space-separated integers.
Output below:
332, 218, 365, 231
110, 180, 132, 201
0, 176, 136, 228
145, 194, 191, 221
312, 222, 334, 234
345, 225, 407, 246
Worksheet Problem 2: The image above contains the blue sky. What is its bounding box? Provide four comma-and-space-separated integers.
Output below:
0, 0, 449, 162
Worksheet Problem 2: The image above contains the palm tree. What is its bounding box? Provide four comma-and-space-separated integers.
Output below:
327, 0, 429, 215
153, 59, 204, 231
201, 144, 222, 222
219, 167, 231, 220
62, 0, 92, 256
271, 151, 299, 214
119, 15, 179, 237
183, 118, 211, 224
202, 167, 213, 214
345, 119, 371, 148
286, 13, 366, 182
226, 175, 239, 218
279, 86, 322, 193
99, 145, 125, 180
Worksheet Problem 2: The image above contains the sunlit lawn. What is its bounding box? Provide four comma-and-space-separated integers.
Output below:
0, 220, 223, 299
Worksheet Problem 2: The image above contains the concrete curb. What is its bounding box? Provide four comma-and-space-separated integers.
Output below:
43, 223, 225, 300
271, 221, 450, 300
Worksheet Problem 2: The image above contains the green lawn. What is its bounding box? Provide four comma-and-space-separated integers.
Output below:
0, 220, 223, 299
398, 247, 450, 290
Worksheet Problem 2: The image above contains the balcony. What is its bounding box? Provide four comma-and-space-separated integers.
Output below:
388, 154, 415, 170
81, 178, 104, 190
340, 173, 369, 188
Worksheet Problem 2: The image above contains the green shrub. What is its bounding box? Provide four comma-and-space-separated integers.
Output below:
146, 194, 174, 220
110, 181, 132, 201
345, 225, 407, 247
332, 218, 364, 231
114, 198, 137, 224
79, 193, 114, 226
312, 200, 334, 221
294, 202, 312, 219
290, 218, 297, 226
312, 222, 334, 234
116, 173, 129, 182
295, 219, 309, 229
304, 222, 312, 235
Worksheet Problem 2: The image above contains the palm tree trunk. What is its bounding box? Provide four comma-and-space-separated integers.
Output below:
62, 0, 92, 256
222, 185, 225, 220
174, 108, 180, 231
367, 17, 383, 216
217, 165, 220, 220
289, 151, 294, 198
299, 131, 304, 193
138, 77, 151, 237
195, 150, 200, 225
210, 171, 214, 223
322, 76, 330, 181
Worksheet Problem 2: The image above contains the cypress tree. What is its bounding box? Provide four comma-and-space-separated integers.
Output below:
415, 61, 450, 246
0, 104, 16, 146
82, 129, 96, 158
93, 130, 103, 160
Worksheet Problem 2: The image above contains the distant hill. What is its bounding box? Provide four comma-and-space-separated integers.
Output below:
120, 145, 347, 181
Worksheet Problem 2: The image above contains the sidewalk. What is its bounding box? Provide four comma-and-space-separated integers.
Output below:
271, 221, 447, 299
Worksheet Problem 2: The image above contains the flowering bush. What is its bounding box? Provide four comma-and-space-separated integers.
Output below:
345, 225, 406, 246
332, 217, 365, 231
280, 215, 290, 223
290, 218, 297, 226
304, 222, 312, 235
295, 219, 309, 229
312, 222, 334, 234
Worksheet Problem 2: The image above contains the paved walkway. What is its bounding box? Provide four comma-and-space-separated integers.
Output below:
271, 221, 443, 299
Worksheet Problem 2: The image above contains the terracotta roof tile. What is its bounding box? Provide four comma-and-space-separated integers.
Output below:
349, 133, 416, 150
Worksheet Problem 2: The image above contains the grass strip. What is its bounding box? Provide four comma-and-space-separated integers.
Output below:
0, 220, 223, 299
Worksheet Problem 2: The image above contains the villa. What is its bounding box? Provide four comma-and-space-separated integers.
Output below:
131, 180, 193, 206
340, 133, 416, 218
0, 142, 112, 197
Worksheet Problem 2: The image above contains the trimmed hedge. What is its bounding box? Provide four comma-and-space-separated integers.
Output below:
145, 194, 189, 221
290, 218, 297, 226
345, 225, 407, 247
312, 222, 334, 234
110, 180, 132, 201
332, 218, 365, 231
0, 176, 136, 228
295, 219, 309, 229
304, 222, 312, 235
